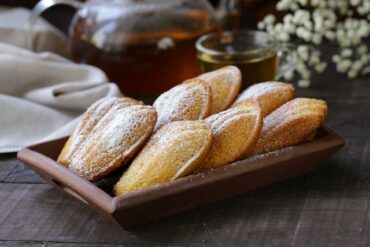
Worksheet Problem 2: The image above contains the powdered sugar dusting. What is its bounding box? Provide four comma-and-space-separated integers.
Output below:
59, 100, 155, 181
113, 121, 212, 195
195, 100, 262, 172
198, 65, 241, 114
153, 78, 211, 130
253, 98, 327, 154
59, 97, 142, 165
245, 146, 292, 162
236, 81, 290, 101
234, 81, 294, 116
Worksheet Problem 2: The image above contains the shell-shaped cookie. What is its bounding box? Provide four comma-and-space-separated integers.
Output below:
58, 103, 156, 181
252, 98, 328, 154
58, 97, 143, 166
233, 81, 294, 117
197, 65, 242, 114
194, 100, 262, 172
153, 78, 212, 131
114, 121, 212, 195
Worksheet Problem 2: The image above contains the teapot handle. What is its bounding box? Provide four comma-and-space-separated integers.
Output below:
27, 0, 83, 51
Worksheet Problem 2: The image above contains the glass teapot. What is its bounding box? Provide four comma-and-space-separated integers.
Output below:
30, 0, 240, 97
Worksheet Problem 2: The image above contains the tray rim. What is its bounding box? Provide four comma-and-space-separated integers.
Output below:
111, 125, 345, 208
17, 125, 345, 215
17, 147, 116, 213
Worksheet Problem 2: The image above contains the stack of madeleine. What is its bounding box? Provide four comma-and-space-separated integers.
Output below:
57, 66, 328, 195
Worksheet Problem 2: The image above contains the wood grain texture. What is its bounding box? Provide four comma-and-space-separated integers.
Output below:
0, 137, 369, 246
0, 158, 43, 184
0, 241, 129, 247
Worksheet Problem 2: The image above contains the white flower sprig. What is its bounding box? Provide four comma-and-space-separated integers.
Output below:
258, 0, 370, 87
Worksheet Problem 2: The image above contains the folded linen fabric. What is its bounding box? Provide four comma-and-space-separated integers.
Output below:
0, 42, 121, 153
0, 7, 69, 56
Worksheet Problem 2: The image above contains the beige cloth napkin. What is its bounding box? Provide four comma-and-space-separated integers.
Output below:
0, 7, 69, 56
0, 42, 121, 153
0, 7, 122, 153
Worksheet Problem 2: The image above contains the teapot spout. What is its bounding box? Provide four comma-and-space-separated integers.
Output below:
217, 0, 241, 30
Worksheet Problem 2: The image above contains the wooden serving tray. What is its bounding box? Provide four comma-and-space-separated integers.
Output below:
17, 126, 344, 229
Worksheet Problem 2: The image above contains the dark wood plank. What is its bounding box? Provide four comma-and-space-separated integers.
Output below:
0, 241, 128, 247
325, 99, 370, 140
0, 157, 44, 184
0, 138, 368, 246
0, 156, 16, 181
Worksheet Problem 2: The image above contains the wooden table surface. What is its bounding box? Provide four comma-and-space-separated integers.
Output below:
0, 61, 369, 246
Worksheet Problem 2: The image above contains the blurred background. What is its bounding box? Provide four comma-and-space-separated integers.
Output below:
1, 0, 281, 34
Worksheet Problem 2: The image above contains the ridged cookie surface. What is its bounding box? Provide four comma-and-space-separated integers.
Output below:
153, 78, 212, 130
58, 99, 156, 181
114, 121, 212, 195
252, 98, 328, 154
58, 97, 143, 167
233, 81, 294, 117
197, 66, 241, 114
194, 100, 262, 172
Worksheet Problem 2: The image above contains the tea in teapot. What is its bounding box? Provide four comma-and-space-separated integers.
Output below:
71, 8, 220, 96
30, 0, 227, 97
